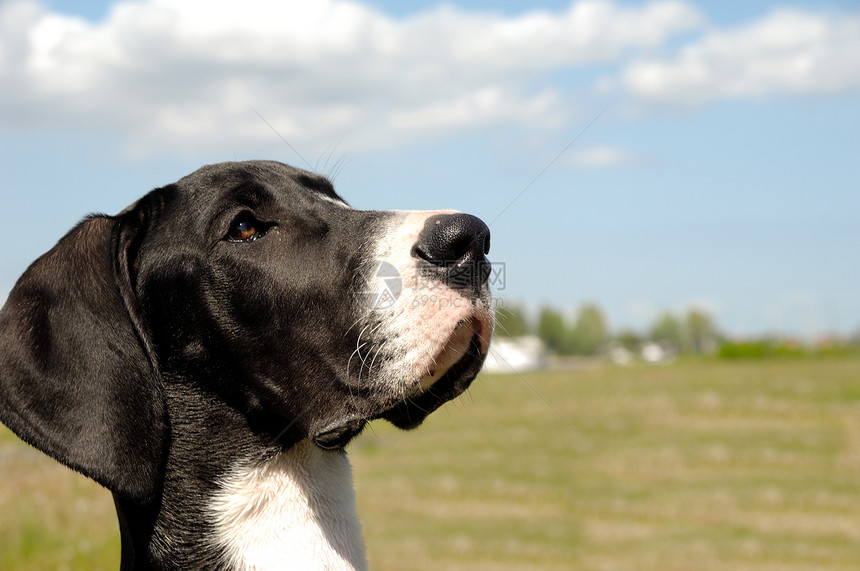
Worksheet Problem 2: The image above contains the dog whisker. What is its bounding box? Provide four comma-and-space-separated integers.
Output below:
368, 340, 388, 379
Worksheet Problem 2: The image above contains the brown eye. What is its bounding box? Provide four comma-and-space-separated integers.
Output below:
227, 213, 270, 242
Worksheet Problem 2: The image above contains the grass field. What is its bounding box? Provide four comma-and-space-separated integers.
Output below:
2, 358, 860, 570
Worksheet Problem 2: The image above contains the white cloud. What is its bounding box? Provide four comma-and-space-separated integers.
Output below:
4, 1, 857, 154
568, 144, 640, 168
621, 8, 860, 106
0, 0, 703, 155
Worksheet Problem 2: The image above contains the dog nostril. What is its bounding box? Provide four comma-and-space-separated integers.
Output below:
412, 213, 491, 266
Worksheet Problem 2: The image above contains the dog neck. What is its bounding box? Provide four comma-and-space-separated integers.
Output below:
114, 436, 367, 570
210, 440, 367, 570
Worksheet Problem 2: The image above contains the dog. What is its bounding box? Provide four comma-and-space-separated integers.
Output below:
0, 160, 494, 570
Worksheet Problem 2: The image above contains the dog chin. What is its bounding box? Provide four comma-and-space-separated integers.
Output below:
379, 332, 485, 430
311, 331, 487, 450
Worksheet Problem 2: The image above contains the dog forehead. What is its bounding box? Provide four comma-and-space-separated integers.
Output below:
175, 161, 346, 207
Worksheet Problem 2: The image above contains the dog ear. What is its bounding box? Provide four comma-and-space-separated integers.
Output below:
0, 210, 168, 503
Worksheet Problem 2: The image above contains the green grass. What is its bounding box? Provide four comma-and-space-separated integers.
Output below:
2, 358, 860, 569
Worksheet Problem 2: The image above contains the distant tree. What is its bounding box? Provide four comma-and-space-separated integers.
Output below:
615, 330, 642, 351
568, 303, 609, 355
537, 307, 569, 354
686, 309, 719, 353
649, 312, 684, 352
495, 303, 530, 337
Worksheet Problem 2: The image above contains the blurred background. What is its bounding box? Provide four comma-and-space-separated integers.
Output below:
1, 0, 859, 569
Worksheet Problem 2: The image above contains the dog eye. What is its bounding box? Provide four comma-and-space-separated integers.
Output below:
226, 213, 270, 242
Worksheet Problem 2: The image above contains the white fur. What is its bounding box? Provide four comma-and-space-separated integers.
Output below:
211, 440, 367, 570
316, 193, 351, 208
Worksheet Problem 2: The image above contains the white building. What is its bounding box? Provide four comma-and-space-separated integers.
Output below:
482, 336, 547, 374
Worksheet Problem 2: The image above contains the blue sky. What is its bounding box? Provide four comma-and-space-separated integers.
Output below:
1, 0, 858, 338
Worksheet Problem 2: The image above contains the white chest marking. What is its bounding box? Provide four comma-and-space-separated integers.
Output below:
211, 440, 367, 570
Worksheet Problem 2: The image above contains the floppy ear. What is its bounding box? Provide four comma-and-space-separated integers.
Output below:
0, 212, 167, 503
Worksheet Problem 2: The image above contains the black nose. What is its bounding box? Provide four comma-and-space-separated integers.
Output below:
412, 213, 491, 288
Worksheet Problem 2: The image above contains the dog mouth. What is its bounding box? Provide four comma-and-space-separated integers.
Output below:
311, 323, 488, 450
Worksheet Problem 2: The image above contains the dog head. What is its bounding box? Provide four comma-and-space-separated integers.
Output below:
0, 160, 493, 501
